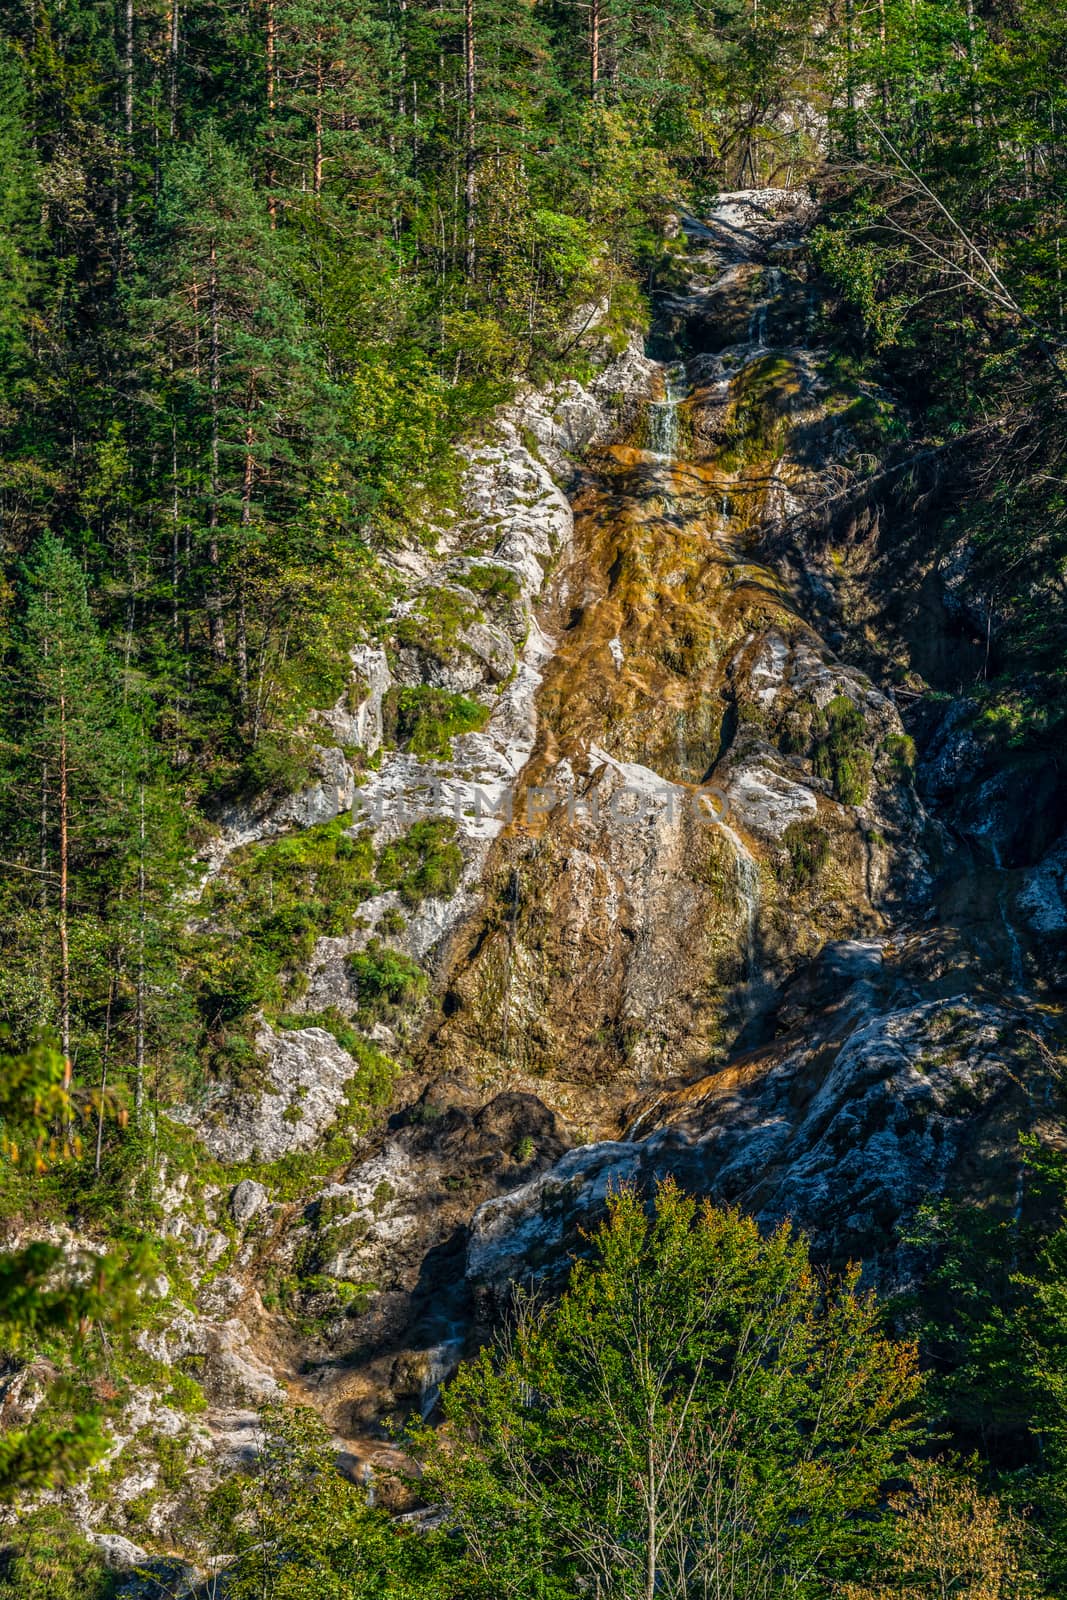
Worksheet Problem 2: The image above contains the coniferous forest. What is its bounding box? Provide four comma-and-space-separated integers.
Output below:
1, 0, 1067, 1591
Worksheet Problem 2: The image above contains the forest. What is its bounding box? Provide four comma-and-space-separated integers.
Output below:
0, 0, 1066, 1590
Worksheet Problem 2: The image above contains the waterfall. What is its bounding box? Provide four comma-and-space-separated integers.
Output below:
648, 361, 687, 460
998, 887, 1026, 988
717, 821, 762, 1004
747, 267, 782, 348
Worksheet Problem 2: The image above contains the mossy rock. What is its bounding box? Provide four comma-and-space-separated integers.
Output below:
783, 819, 832, 886
383, 685, 490, 758
394, 585, 484, 664
376, 817, 463, 906
812, 695, 873, 806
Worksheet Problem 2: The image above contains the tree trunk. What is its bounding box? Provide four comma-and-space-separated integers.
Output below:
58, 679, 70, 1063
464, 0, 476, 281
124, 0, 135, 212
266, 0, 277, 222
644, 1434, 657, 1600
590, 0, 600, 97
236, 421, 254, 714
167, 0, 179, 136
206, 240, 226, 661
314, 31, 324, 194
96, 975, 114, 1175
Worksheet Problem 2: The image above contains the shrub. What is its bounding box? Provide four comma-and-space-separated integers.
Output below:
784, 819, 832, 885
813, 694, 873, 805
347, 940, 427, 1020
376, 818, 463, 906
383, 686, 490, 759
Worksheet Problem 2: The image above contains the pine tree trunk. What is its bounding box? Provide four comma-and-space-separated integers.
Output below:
58, 680, 70, 1063
314, 33, 324, 194
206, 240, 227, 661
124, 0, 135, 214
464, 0, 476, 282
266, 0, 277, 222
237, 423, 254, 714
591, 0, 600, 97
167, 0, 179, 136
97, 975, 114, 1174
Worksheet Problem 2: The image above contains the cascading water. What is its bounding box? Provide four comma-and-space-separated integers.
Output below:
747, 266, 782, 348
717, 821, 763, 1009
647, 361, 687, 460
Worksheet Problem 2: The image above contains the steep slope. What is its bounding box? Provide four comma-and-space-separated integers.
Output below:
72, 191, 1066, 1561
302, 189, 1060, 1439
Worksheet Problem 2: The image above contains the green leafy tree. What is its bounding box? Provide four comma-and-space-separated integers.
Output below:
0, 1039, 152, 1500
218, 1403, 446, 1600
417, 1181, 921, 1600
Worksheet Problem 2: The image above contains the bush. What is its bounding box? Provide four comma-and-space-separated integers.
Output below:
813, 694, 873, 806
784, 819, 832, 885
416, 1182, 922, 1600
376, 818, 463, 906
0, 1510, 115, 1600
383, 686, 490, 759
347, 940, 427, 1020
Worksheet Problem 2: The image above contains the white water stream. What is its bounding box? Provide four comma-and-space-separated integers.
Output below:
647, 361, 687, 460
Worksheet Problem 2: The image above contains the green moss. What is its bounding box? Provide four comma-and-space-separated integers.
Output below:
460, 561, 522, 603
377, 817, 463, 906
394, 586, 483, 663
812, 694, 873, 806
383, 685, 490, 758
718, 354, 801, 471
194, 816, 377, 1022
347, 939, 428, 1021
884, 732, 917, 773
783, 820, 831, 886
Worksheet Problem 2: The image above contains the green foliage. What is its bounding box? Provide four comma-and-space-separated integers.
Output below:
901, 1138, 1067, 1592
0, 1048, 153, 1501
884, 732, 917, 773
347, 940, 427, 1021
193, 817, 376, 1025
276, 1009, 398, 1123
459, 563, 522, 604
813, 694, 874, 806
783, 819, 832, 885
383, 686, 490, 759
376, 819, 464, 907
415, 1181, 920, 1600
0, 1508, 115, 1600
394, 588, 483, 664
213, 1404, 445, 1599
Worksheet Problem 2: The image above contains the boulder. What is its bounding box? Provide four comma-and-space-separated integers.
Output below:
229, 1178, 269, 1227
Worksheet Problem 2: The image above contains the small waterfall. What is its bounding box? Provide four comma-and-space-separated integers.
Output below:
998, 886, 1026, 988
747, 267, 782, 348
718, 821, 762, 1005
648, 361, 687, 460
419, 1331, 466, 1419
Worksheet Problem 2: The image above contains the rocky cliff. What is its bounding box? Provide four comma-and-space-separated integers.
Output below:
64, 188, 1067, 1578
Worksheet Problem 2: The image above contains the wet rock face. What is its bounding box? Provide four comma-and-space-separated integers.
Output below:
133, 189, 1064, 1527
421, 190, 930, 1118
465, 942, 1045, 1305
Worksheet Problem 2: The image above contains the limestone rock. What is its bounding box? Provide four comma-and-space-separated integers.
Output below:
94, 1533, 150, 1572
725, 762, 818, 838
230, 1179, 269, 1226
189, 1024, 360, 1163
